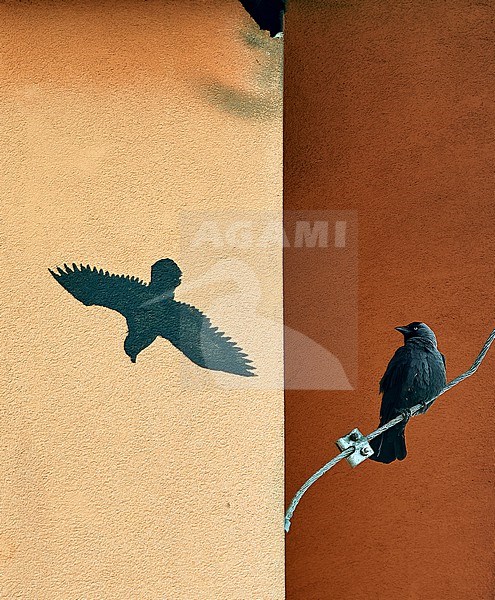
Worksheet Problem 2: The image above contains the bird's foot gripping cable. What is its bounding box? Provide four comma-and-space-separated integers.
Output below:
417, 400, 429, 414
399, 408, 412, 425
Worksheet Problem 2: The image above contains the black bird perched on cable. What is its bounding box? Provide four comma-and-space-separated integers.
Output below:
369, 322, 446, 463
49, 259, 255, 377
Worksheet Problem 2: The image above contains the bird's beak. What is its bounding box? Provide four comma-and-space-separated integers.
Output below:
395, 326, 409, 335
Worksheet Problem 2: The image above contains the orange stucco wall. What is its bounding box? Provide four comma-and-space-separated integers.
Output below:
285, 2, 494, 599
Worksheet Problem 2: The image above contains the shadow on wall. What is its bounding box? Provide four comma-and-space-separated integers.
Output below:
201, 21, 283, 119
49, 259, 256, 377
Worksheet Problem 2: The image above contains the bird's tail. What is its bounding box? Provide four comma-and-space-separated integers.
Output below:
369, 426, 407, 464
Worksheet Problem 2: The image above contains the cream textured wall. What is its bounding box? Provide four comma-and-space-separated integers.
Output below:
0, 1, 283, 598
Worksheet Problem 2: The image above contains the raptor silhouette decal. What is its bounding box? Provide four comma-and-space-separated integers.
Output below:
49, 259, 256, 377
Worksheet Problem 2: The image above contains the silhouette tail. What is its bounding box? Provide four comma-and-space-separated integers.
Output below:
369, 426, 407, 464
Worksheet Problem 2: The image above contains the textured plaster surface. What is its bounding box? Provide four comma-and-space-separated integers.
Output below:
285, 2, 495, 599
0, 1, 283, 598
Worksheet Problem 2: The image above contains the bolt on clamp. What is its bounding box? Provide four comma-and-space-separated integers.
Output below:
335, 428, 374, 468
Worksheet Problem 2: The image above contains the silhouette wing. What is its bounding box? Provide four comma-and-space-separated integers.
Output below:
49, 263, 148, 317
164, 301, 256, 377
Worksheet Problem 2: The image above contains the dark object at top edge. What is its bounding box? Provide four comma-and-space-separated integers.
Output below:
239, 0, 286, 37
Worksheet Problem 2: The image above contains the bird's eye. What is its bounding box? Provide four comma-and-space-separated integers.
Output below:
413, 326, 418, 331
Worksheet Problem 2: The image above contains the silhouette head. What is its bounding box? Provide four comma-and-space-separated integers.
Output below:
150, 259, 182, 292
395, 322, 437, 345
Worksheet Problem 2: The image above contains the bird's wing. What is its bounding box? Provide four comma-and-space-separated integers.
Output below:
49, 263, 148, 316
379, 345, 444, 422
378, 346, 422, 422
163, 301, 256, 377
441, 352, 446, 371
379, 346, 409, 396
